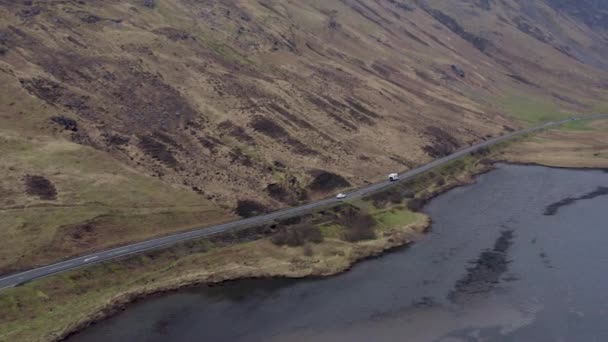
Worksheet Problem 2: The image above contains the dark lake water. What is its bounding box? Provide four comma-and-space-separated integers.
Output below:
69, 164, 608, 342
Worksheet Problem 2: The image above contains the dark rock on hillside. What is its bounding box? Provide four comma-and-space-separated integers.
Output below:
143, 0, 156, 8
51, 116, 78, 131
451, 64, 465, 78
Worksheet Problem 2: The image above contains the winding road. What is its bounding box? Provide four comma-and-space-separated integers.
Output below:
0, 115, 604, 290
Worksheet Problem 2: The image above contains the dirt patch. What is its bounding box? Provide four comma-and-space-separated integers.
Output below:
25, 175, 57, 200
235, 199, 269, 218
449, 230, 514, 303
308, 171, 350, 192
544, 187, 608, 216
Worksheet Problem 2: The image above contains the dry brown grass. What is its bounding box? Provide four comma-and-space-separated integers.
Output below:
502, 119, 608, 168
0, 130, 230, 273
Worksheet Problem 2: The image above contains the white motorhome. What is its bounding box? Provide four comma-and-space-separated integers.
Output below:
388, 173, 399, 181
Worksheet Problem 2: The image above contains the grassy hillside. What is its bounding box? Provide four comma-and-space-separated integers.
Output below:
2, 0, 608, 269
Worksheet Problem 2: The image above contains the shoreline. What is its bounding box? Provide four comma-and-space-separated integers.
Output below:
55, 163, 496, 342
57, 218, 430, 342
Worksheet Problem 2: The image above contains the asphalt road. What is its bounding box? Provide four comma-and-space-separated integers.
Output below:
0, 115, 604, 290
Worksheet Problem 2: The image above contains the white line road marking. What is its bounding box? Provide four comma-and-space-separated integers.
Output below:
84, 256, 99, 263
49, 264, 72, 272
108, 249, 130, 256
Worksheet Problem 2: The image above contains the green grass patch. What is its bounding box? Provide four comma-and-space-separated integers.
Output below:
499, 93, 571, 125
373, 207, 420, 230
559, 120, 593, 131
318, 222, 344, 239
593, 152, 608, 159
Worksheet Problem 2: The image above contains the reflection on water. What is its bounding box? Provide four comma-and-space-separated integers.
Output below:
69, 164, 608, 342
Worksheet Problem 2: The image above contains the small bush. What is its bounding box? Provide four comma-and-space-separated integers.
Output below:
308, 171, 350, 192
436, 177, 446, 187
271, 224, 323, 247
51, 116, 78, 131
303, 244, 314, 257
364, 189, 404, 208
343, 223, 376, 242
339, 205, 377, 242
472, 146, 491, 157
235, 200, 269, 218
25, 175, 57, 200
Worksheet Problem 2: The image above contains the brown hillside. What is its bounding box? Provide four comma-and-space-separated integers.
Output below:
1, 0, 608, 270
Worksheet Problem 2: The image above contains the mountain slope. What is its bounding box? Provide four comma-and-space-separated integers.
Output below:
1, 0, 608, 270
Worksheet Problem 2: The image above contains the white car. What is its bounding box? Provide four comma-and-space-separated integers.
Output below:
336, 193, 347, 199
388, 173, 399, 181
